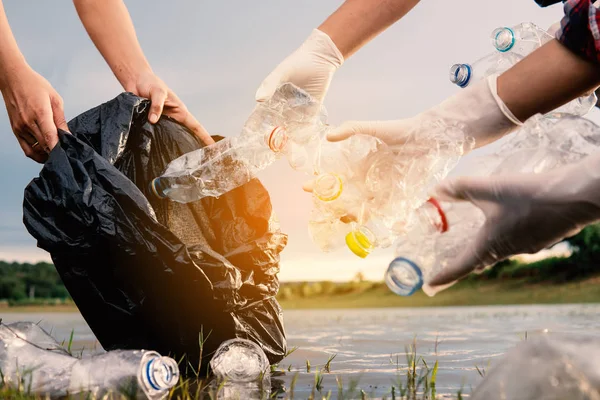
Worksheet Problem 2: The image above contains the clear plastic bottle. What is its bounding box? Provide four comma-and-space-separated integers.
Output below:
0, 322, 179, 399
150, 83, 327, 203
308, 121, 473, 258
450, 22, 597, 116
307, 134, 403, 258
209, 338, 270, 383
449, 51, 522, 88
386, 115, 600, 296
490, 22, 553, 56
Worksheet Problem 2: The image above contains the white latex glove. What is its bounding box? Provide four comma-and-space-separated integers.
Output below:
255, 29, 344, 103
424, 152, 600, 294
326, 74, 522, 149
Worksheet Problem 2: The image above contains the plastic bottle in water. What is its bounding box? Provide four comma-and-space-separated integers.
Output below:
386, 115, 600, 296
150, 83, 326, 203
209, 338, 270, 383
0, 322, 179, 399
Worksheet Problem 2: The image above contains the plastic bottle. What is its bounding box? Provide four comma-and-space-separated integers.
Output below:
386, 115, 600, 296
490, 22, 553, 56
308, 121, 473, 258
0, 322, 179, 399
450, 22, 597, 117
150, 83, 326, 203
209, 338, 270, 383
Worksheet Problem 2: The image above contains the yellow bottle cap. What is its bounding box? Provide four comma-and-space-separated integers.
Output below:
345, 229, 374, 258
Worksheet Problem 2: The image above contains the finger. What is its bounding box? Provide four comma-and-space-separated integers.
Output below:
149, 87, 168, 124
426, 230, 492, 289
51, 95, 70, 134
326, 121, 377, 142
255, 74, 277, 102
181, 112, 215, 146
431, 176, 500, 203
302, 180, 314, 193
16, 135, 46, 163
34, 106, 59, 151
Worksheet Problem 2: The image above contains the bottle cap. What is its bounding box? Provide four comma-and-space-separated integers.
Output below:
449, 64, 472, 88
385, 257, 423, 296
150, 178, 167, 199
267, 126, 288, 152
314, 173, 343, 202
492, 27, 515, 52
345, 227, 375, 258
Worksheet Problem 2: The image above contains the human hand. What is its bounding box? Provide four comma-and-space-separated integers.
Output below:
424, 154, 600, 294
1, 66, 68, 163
127, 70, 214, 145
255, 29, 344, 103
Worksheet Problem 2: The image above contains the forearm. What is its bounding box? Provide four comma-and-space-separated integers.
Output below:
0, 0, 27, 89
73, 0, 151, 90
318, 0, 420, 58
498, 39, 600, 122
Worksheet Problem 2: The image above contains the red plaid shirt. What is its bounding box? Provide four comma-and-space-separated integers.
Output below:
553, 0, 600, 64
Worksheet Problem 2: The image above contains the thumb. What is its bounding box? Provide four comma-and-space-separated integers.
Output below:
424, 228, 491, 294
149, 87, 168, 124
51, 98, 70, 134
432, 176, 498, 203
255, 73, 279, 102
302, 180, 314, 193
326, 121, 379, 142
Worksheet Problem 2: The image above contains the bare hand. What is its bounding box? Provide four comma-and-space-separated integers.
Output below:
127, 71, 214, 145
1, 66, 68, 163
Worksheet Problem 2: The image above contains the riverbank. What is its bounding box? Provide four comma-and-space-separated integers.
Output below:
3, 275, 600, 312
277, 275, 600, 309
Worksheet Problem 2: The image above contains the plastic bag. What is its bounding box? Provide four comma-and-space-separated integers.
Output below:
471, 334, 600, 399
22, 93, 288, 376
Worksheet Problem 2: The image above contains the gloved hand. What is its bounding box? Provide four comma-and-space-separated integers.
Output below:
326, 73, 522, 149
424, 152, 600, 295
303, 74, 522, 193
255, 29, 344, 103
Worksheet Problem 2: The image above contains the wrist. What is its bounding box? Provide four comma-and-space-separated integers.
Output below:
111, 60, 152, 92
0, 53, 28, 91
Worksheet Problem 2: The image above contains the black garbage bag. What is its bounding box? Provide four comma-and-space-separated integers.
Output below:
22, 93, 288, 376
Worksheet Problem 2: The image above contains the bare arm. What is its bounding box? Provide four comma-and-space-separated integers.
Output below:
0, 0, 68, 162
498, 39, 600, 122
319, 0, 421, 58
73, 0, 213, 144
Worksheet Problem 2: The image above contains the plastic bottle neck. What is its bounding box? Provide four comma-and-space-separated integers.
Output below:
449, 64, 472, 88
491, 27, 515, 52
345, 226, 375, 258
313, 173, 343, 202
416, 198, 448, 234
265, 126, 288, 153
143, 356, 179, 392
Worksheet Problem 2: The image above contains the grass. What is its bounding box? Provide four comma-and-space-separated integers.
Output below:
277, 274, 600, 310
0, 336, 466, 400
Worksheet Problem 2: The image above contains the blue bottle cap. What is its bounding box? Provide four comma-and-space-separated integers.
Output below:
385, 257, 423, 296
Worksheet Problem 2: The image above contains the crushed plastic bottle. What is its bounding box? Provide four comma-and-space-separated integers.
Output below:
450, 22, 597, 117
0, 321, 179, 399
151, 83, 326, 203
308, 120, 473, 258
490, 22, 553, 55
386, 115, 600, 296
209, 338, 270, 383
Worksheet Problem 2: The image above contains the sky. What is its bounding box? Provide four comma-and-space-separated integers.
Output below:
0, 0, 598, 282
